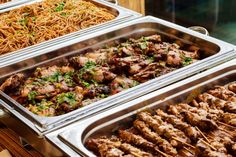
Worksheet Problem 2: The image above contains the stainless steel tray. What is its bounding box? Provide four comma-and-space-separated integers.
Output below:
0, 16, 235, 133
52, 58, 236, 157
0, 0, 140, 63
0, 0, 31, 10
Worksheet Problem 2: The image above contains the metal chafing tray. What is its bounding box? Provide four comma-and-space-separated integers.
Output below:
0, 16, 235, 156
0, 0, 31, 10
0, 0, 140, 64
49, 58, 236, 157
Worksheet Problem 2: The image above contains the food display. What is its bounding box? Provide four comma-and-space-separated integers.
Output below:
0, 0, 115, 55
0, 34, 200, 117
86, 82, 236, 157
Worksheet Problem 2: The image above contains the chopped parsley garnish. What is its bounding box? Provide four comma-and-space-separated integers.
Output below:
28, 91, 38, 104
42, 71, 62, 83
139, 41, 148, 50
182, 57, 193, 66
79, 61, 96, 78
55, 2, 65, 12
81, 80, 90, 87
19, 18, 28, 26
64, 71, 75, 86
56, 92, 77, 107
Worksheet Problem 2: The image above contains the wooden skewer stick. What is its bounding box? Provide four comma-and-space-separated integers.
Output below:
172, 137, 195, 149
218, 127, 235, 138
199, 139, 217, 151
130, 152, 142, 157
195, 126, 210, 143
183, 146, 194, 155
154, 147, 172, 157
217, 121, 236, 130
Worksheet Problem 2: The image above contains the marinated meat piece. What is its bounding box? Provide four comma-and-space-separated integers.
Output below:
110, 76, 139, 94
133, 120, 177, 155
156, 109, 200, 142
120, 143, 153, 157
81, 66, 116, 83
69, 56, 96, 68
198, 93, 236, 113
83, 85, 111, 99
208, 86, 236, 102
228, 83, 236, 93
53, 86, 83, 113
137, 112, 191, 147
0, 73, 24, 92
118, 130, 163, 156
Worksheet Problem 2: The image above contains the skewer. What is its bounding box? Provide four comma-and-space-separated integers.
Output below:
183, 146, 194, 155
130, 152, 142, 157
154, 148, 172, 157
217, 121, 236, 130
218, 127, 235, 138
172, 137, 195, 149
195, 126, 210, 143
199, 139, 217, 151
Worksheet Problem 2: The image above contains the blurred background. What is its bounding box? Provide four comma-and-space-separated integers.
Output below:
118, 0, 236, 45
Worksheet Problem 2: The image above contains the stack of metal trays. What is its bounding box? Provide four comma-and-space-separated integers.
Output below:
0, 15, 235, 156
0, 0, 141, 67
48, 58, 236, 156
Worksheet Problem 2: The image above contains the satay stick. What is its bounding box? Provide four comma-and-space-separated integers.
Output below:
172, 137, 195, 149
183, 146, 194, 155
130, 152, 142, 157
199, 139, 217, 151
154, 148, 172, 157
217, 121, 236, 130
195, 126, 210, 143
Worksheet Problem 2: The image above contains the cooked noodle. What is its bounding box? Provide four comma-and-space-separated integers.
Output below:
0, 0, 115, 55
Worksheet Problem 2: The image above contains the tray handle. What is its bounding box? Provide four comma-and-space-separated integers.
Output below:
188, 26, 209, 36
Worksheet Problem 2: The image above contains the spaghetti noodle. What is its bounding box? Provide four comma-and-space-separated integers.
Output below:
0, 0, 11, 4
0, 0, 115, 55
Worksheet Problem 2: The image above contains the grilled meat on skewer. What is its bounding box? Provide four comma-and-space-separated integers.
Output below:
118, 130, 165, 156
137, 112, 191, 147
198, 93, 236, 113
207, 86, 236, 102
167, 104, 218, 131
156, 109, 200, 142
133, 120, 177, 155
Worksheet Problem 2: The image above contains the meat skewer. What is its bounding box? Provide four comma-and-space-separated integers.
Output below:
137, 112, 191, 147
118, 130, 171, 157
156, 109, 200, 142
133, 120, 177, 156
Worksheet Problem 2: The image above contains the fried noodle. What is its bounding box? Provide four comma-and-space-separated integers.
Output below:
0, 0, 115, 55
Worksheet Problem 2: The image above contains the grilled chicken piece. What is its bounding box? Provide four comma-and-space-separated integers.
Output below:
34, 65, 59, 78
110, 76, 139, 94
69, 56, 96, 68
80, 66, 116, 83
83, 84, 111, 99
53, 86, 83, 113
207, 86, 236, 102
133, 120, 177, 155
198, 93, 236, 113
156, 109, 200, 142
0, 73, 24, 92
137, 112, 191, 147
